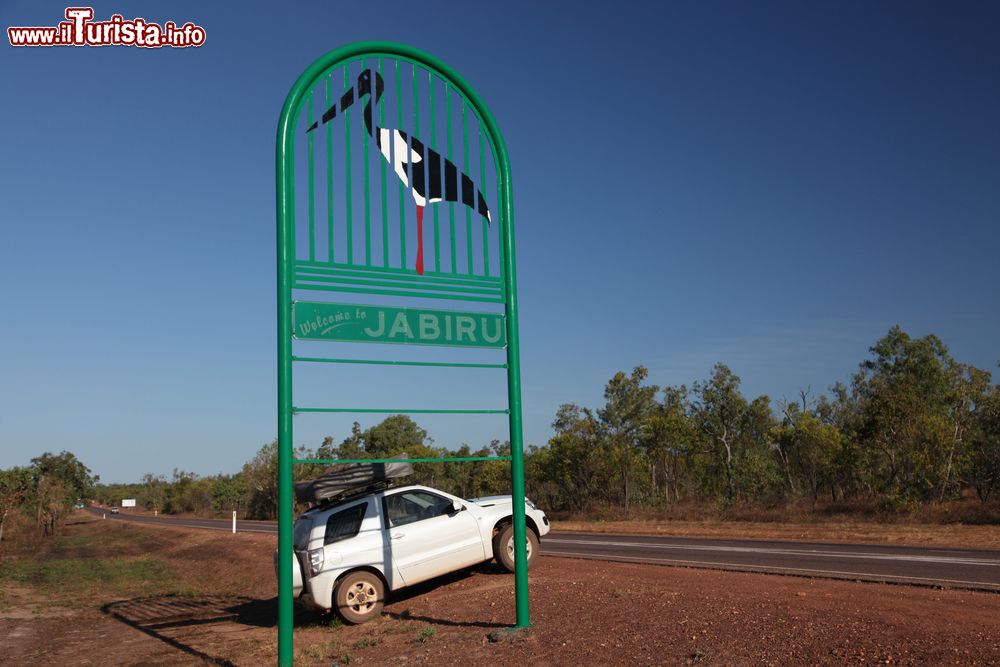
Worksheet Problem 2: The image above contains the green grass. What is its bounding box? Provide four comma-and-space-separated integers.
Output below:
0, 519, 189, 607
0, 556, 179, 604
352, 636, 381, 649
51, 527, 144, 550
297, 641, 354, 665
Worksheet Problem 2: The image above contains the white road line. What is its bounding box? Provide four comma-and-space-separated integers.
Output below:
540, 550, 1000, 588
543, 538, 1000, 567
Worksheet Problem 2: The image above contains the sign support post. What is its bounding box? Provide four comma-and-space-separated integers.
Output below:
276, 41, 527, 666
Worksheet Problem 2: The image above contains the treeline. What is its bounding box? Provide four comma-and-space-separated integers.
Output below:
92, 417, 512, 520
5, 326, 998, 532
529, 326, 1000, 516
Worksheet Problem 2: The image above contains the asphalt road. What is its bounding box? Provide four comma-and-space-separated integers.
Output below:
85, 507, 1000, 592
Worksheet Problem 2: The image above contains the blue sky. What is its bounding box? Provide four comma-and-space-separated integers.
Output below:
2, 1, 997, 482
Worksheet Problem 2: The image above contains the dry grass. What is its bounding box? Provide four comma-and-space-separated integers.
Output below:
553, 518, 1000, 549
550, 497, 1000, 549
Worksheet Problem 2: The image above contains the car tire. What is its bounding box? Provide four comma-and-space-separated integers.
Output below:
333, 571, 384, 624
493, 522, 539, 573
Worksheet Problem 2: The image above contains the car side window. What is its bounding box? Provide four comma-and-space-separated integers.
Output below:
383, 491, 453, 528
324, 503, 366, 545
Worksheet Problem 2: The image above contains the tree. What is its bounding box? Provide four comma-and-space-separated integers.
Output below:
212, 474, 248, 514
30, 451, 96, 500
851, 326, 988, 503
597, 367, 659, 518
28, 451, 98, 535
939, 364, 991, 501
241, 440, 317, 519
242, 442, 280, 519
692, 364, 745, 500
164, 469, 214, 514
690, 364, 778, 503
646, 385, 697, 503
320, 415, 443, 487
0, 467, 32, 541
774, 409, 843, 505
361, 414, 430, 458
968, 381, 1000, 502
140, 473, 167, 512
539, 404, 610, 512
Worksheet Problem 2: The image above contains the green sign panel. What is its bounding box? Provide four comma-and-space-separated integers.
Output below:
293, 301, 506, 348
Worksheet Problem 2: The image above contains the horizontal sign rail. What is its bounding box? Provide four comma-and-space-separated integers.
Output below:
294, 282, 505, 303
294, 269, 504, 297
293, 407, 509, 414
292, 355, 507, 369
293, 301, 506, 348
294, 455, 511, 465
295, 262, 504, 289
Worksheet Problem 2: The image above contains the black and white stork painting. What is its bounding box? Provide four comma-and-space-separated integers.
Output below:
307, 69, 492, 275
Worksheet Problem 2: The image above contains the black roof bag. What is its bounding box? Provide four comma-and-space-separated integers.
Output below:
294, 455, 413, 503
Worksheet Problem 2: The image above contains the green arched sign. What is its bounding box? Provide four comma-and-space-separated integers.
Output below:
275, 41, 527, 665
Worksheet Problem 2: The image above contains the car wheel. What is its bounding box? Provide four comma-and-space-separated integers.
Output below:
333, 571, 384, 624
493, 523, 539, 573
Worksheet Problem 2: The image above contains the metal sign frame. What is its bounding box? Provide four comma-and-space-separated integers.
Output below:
275, 41, 527, 666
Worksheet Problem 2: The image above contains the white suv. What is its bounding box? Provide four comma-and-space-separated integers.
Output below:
283, 484, 550, 623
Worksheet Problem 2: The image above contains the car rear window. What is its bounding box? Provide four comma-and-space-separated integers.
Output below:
293, 516, 314, 550
325, 503, 366, 545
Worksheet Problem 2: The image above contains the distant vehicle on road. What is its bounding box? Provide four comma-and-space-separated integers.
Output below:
280, 483, 549, 624
110, 507, 119, 514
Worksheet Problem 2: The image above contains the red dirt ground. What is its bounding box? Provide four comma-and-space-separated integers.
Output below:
2, 518, 1000, 666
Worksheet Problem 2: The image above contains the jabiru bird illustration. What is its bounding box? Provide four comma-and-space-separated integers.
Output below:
307, 69, 491, 275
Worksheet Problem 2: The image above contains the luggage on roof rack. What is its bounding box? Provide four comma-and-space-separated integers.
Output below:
294, 454, 413, 504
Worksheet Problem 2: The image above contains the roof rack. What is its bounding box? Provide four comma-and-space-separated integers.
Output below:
309, 479, 401, 511
295, 455, 413, 506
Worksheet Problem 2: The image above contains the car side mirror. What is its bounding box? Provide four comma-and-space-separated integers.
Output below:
451, 500, 464, 513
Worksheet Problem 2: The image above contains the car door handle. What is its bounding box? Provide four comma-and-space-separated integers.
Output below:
390, 532, 405, 540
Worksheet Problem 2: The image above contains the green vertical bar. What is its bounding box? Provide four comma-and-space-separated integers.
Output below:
276, 62, 298, 667
379, 58, 388, 267
412, 63, 421, 273
463, 101, 472, 274
430, 72, 440, 273
497, 140, 530, 630
344, 64, 353, 265
362, 60, 371, 266
396, 60, 406, 269
327, 75, 334, 263
307, 93, 315, 262
480, 129, 488, 276
496, 165, 506, 290
446, 84, 456, 272
412, 63, 420, 139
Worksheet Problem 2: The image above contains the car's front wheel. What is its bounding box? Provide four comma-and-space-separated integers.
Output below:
493, 523, 539, 572
333, 571, 384, 624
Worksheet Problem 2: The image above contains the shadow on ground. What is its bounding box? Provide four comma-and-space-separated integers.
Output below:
102, 595, 252, 666
102, 565, 518, 662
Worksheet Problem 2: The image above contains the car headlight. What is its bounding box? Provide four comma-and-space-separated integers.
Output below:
525, 499, 537, 510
